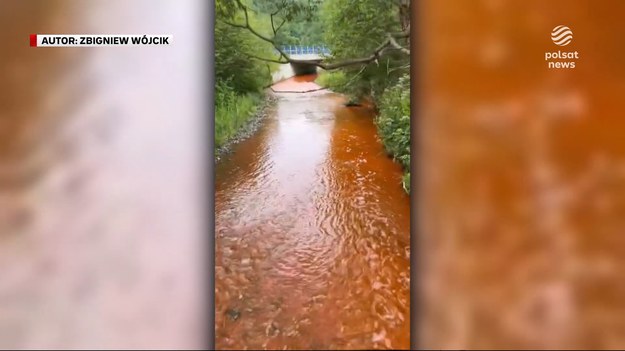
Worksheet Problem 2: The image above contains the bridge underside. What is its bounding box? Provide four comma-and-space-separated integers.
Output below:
290, 58, 323, 76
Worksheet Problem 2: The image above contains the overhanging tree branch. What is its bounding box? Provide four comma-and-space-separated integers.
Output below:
288, 31, 410, 70
221, 0, 289, 58
270, 0, 289, 36
221, 0, 410, 70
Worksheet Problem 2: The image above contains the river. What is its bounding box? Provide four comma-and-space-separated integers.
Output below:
215, 74, 410, 350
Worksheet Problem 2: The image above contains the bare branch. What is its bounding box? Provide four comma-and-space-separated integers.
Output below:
271, 13, 277, 35
245, 52, 289, 64
270, 6, 282, 16
388, 34, 410, 55
270, 14, 287, 36
269, 0, 289, 35
221, 0, 288, 58
235, 33, 409, 70
220, 19, 246, 30
390, 30, 410, 39
294, 33, 409, 70
270, 0, 288, 16
275, 18, 287, 33
388, 63, 410, 74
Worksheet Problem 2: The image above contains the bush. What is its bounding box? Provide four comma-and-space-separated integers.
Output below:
315, 70, 357, 100
316, 70, 346, 89
316, 70, 366, 105
377, 74, 410, 193
320, 0, 406, 101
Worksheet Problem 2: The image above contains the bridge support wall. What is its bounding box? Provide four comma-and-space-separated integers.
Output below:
290, 62, 318, 76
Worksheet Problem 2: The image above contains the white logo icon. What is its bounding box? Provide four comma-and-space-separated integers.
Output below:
551, 25, 573, 46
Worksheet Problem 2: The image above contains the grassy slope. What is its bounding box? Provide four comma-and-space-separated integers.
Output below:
215, 91, 262, 148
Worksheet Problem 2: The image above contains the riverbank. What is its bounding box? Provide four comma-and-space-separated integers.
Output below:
215, 92, 277, 161
316, 71, 411, 193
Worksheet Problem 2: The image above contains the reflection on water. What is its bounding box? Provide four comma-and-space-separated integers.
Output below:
215, 75, 410, 350
420, 0, 625, 349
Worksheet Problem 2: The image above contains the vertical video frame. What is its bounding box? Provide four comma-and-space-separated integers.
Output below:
214, 0, 411, 349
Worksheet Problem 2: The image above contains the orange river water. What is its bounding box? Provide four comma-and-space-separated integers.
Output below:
215, 74, 411, 350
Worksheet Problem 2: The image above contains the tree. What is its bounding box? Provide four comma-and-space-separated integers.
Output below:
215, 21, 272, 94
216, 0, 410, 70
216, 0, 412, 192
319, 0, 409, 99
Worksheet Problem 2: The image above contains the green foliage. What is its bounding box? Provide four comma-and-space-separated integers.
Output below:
321, 0, 398, 59
274, 10, 324, 45
320, 0, 407, 100
315, 70, 365, 104
377, 74, 410, 193
315, 70, 346, 89
318, 1, 410, 192
215, 82, 262, 148
216, 0, 238, 19
215, 0, 276, 147
275, 19, 324, 46
247, 0, 324, 46
252, 0, 322, 22
215, 0, 411, 193
215, 20, 273, 94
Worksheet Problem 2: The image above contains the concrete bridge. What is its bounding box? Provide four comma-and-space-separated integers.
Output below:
274, 45, 330, 77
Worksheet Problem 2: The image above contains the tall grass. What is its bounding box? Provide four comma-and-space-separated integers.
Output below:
215, 82, 262, 148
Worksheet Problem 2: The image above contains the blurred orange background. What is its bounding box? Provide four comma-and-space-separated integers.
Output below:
418, 0, 625, 349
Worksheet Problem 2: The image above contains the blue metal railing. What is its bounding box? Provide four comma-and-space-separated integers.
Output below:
276, 45, 331, 56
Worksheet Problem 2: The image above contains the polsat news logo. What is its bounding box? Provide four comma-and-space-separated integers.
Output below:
545, 25, 578, 69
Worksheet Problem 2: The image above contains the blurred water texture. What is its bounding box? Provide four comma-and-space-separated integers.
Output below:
419, 0, 625, 349
0, 1, 206, 348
